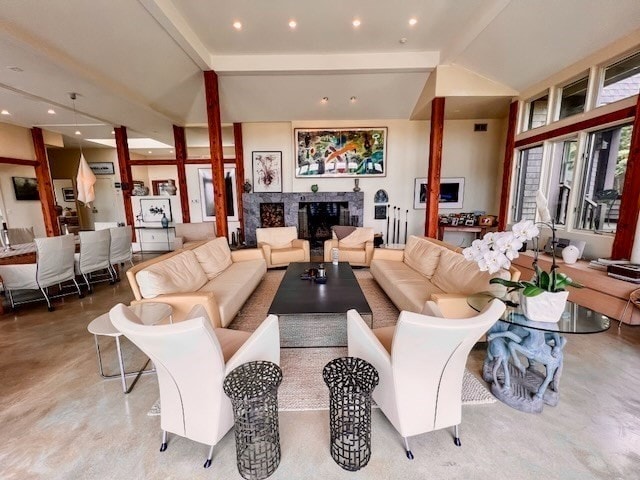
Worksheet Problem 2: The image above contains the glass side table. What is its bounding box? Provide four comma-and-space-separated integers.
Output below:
468, 293, 610, 413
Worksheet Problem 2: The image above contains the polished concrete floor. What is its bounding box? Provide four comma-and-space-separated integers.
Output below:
1, 265, 640, 479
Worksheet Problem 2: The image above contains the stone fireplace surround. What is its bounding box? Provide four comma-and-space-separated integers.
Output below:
243, 192, 364, 246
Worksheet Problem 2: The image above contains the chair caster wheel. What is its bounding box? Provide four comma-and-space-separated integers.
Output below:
406, 450, 414, 460
454, 437, 461, 447
160, 442, 167, 452
47, 306, 55, 312
203, 459, 212, 469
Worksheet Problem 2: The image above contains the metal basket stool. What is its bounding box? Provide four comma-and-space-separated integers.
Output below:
323, 357, 379, 471
223, 361, 283, 480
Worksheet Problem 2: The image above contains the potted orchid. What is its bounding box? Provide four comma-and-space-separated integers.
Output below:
463, 219, 582, 323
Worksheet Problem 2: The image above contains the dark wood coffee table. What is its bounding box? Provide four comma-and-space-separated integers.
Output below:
268, 262, 373, 347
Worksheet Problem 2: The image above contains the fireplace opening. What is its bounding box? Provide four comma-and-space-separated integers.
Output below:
260, 203, 285, 228
298, 202, 350, 248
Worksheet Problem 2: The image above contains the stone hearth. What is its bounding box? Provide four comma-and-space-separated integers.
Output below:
243, 192, 364, 246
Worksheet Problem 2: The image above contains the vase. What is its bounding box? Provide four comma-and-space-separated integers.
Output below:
164, 180, 177, 196
519, 291, 569, 323
161, 213, 169, 228
311, 184, 318, 193
243, 180, 252, 193
353, 179, 361, 192
561, 245, 580, 264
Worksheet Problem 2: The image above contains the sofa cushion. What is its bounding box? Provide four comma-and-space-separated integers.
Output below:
431, 248, 510, 296
402, 235, 443, 279
199, 259, 267, 327
337, 246, 367, 264
135, 250, 208, 298
271, 247, 306, 265
193, 238, 233, 280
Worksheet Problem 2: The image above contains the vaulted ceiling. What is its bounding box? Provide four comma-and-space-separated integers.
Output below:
1, 0, 639, 156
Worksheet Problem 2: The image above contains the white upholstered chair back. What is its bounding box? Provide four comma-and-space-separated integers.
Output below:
256, 226, 298, 247
109, 226, 133, 265
348, 299, 505, 440
109, 304, 280, 449
35, 235, 76, 288
174, 222, 216, 248
5, 227, 35, 245
77, 230, 111, 275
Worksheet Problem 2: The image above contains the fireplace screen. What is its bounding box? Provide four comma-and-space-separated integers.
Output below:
298, 202, 349, 248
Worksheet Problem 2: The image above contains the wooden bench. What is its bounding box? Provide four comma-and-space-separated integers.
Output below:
512, 252, 640, 325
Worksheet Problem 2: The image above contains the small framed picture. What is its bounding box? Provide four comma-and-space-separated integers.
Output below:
479, 215, 495, 226
465, 219, 475, 226
374, 205, 387, 220
450, 217, 459, 226
62, 187, 75, 202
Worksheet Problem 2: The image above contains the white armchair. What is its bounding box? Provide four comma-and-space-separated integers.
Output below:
256, 226, 310, 268
347, 299, 505, 459
174, 222, 216, 249
323, 227, 374, 267
75, 229, 115, 292
109, 303, 280, 469
0, 235, 84, 311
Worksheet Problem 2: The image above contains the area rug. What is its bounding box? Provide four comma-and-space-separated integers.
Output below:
148, 269, 495, 415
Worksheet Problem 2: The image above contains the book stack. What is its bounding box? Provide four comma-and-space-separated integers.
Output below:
588, 258, 630, 271
607, 263, 640, 283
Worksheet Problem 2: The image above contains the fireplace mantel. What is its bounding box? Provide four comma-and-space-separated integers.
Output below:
243, 192, 364, 246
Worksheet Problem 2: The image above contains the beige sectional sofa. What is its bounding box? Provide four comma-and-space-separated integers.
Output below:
126, 238, 266, 328
370, 235, 520, 318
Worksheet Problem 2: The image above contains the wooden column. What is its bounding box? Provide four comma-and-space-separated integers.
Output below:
31, 127, 59, 236
611, 93, 640, 259
425, 97, 445, 238
203, 70, 228, 239
114, 127, 135, 239
173, 125, 190, 223
498, 101, 519, 231
233, 123, 245, 241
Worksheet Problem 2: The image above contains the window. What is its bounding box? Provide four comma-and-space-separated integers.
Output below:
598, 51, 640, 106
558, 75, 589, 120
547, 139, 578, 225
575, 123, 632, 233
512, 145, 544, 222
524, 92, 549, 130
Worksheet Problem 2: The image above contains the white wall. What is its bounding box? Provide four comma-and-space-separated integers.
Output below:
242, 119, 506, 242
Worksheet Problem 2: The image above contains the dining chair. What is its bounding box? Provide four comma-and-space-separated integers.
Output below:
109, 226, 134, 280
75, 229, 115, 292
109, 303, 280, 468
0, 234, 84, 311
347, 299, 505, 459
1, 227, 36, 246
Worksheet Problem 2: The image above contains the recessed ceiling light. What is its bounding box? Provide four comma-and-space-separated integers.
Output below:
111, 130, 115, 135
47, 109, 56, 114
409, 18, 418, 26
352, 19, 361, 28
399, 37, 408, 45
233, 21, 242, 30
7, 66, 23, 72
1, 109, 10, 115
350, 96, 357, 103
321, 97, 329, 104
148, 150, 152, 154
289, 20, 297, 29
75, 130, 82, 135
170, 150, 174, 153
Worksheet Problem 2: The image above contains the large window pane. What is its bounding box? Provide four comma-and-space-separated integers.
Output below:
575, 124, 632, 233
525, 93, 549, 130
598, 51, 640, 106
548, 139, 577, 225
558, 75, 589, 120
513, 146, 544, 222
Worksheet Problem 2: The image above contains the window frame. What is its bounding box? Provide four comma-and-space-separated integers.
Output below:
554, 72, 590, 121
596, 49, 640, 108
521, 91, 550, 133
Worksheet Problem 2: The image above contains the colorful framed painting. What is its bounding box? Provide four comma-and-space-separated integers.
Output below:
294, 127, 387, 178
252, 151, 283, 193
198, 166, 238, 222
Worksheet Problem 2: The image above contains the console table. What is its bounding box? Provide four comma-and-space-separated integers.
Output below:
134, 226, 175, 254
437, 224, 496, 241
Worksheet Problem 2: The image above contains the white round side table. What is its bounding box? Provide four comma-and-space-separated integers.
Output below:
87, 302, 172, 394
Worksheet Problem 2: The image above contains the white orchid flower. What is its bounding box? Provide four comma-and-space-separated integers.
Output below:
478, 250, 511, 274
463, 239, 489, 261
494, 231, 523, 260
511, 220, 539, 241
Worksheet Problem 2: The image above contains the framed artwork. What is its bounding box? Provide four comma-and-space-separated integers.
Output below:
414, 177, 466, 210
62, 187, 75, 202
252, 151, 282, 193
140, 198, 172, 223
199, 166, 238, 221
374, 205, 387, 220
152, 180, 168, 196
294, 127, 387, 177
12, 177, 40, 201
88, 162, 115, 175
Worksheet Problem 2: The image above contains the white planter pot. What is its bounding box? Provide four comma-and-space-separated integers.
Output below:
519, 290, 569, 323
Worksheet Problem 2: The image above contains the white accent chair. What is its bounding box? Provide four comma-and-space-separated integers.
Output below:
256, 226, 310, 268
109, 226, 134, 280
74, 229, 115, 292
109, 303, 280, 469
323, 227, 375, 267
174, 222, 216, 249
347, 299, 505, 459
2, 227, 35, 246
0, 235, 84, 311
